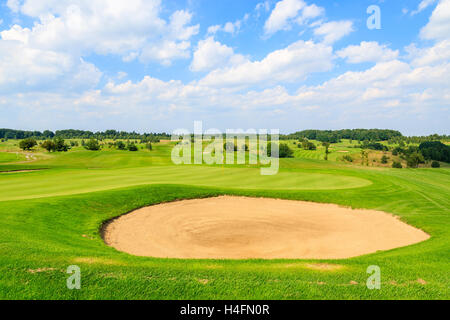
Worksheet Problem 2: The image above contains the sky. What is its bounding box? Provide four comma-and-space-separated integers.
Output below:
0, 0, 449, 135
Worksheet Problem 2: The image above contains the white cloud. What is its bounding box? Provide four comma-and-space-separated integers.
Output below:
190, 37, 247, 72
256, 1, 271, 13
420, 0, 450, 41
0, 40, 101, 92
6, 0, 21, 13
411, 0, 437, 15
264, 0, 306, 35
296, 4, 324, 25
207, 25, 221, 35
207, 14, 249, 35
139, 40, 191, 66
2, 0, 199, 65
313, 20, 354, 44
337, 41, 399, 64
406, 40, 450, 66
198, 40, 333, 88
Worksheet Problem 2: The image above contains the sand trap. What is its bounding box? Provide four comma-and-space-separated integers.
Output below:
103, 196, 429, 259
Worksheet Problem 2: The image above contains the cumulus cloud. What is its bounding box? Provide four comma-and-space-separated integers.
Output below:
190, 37, 247, 72
313, 20, 354, 44
263, 0, 325, 36
296, 4, 324, 25
0, 39, 101, 93
207, 14, 249, 36
264, 0, 306, 35
198, 40, 333, 88
406, 40, 450, 66
2, 0, 199, 65
420, 0, 450, 41
337, 42, 399, 64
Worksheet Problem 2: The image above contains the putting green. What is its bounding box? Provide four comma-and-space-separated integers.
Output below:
0, 165, 371, 201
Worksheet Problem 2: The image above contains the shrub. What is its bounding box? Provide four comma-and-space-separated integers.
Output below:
361, 141, 388, 151
301, 140, 317, 150
342, 155, 353, 162
127, 143, 138, 151
268, 143, 294, 158
146, 142, 153, 151
406, 152, 425, 168
223, 142, 237, 152
381, 155, 389, 164
19, 138, 37, 150
41, 140, 56, 152
392, 161, 402, 169
85, 139, 101, 151
431, 161, 440, 168
115, 141, 126, 150
54, 137, 69, 152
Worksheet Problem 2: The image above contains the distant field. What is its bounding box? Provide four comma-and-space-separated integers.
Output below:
0, 139, 449, 299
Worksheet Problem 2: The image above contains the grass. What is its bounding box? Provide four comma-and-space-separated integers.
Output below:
0, 140, 449, 299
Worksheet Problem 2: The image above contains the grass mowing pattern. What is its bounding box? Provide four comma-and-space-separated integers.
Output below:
0, 142, 449, 299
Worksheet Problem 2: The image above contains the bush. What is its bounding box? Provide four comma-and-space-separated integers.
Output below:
115, 141, 126, 150
85, 139, 101, 151
392, 161, 402, 169
406, 152, 425, 168
41, 140, 56, 152
268, 143, 294, 158
431, 161, 440, 168
223, 142, 237, 152
127, 143, 138, 151
342, 155, 353, 162
381, 155, 389, 164
301, 140, 317, 150
19, 138, 37, 150
362, 141, 388, 151
146, 142, 153, 151
54, 137, 69, 152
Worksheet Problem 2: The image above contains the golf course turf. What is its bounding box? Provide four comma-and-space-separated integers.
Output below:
0, 141, 449, 300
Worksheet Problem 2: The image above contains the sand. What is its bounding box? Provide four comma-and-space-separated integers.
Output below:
103, 196, 429, 259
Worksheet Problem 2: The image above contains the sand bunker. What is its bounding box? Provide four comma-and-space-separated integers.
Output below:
103, 196, 429, 259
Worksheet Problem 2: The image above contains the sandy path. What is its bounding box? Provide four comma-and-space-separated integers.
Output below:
103, 196, 429, 259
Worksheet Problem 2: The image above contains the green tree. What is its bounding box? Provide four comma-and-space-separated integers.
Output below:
146, 142, 153, 151
115, 141, 126, 150
267, 143, 294, 158
406, 152, 425, 168
41, 140, 56, 152
431, 161, 440, 168
19, 138, 37, 150
322, 142, 330, 160
54, 137, 69, 152
381, 155, 389, 164
127, 143, 138, 151
85, 139, 101, 151
392, 161, 403, 169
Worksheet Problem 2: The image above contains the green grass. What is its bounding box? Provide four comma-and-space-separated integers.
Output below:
0, 141, 449, 300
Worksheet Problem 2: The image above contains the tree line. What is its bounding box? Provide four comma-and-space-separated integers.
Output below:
284, 129, 404, 143
0, 128, 170, 142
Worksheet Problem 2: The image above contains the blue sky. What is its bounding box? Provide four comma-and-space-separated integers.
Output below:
0, 0, 449, 135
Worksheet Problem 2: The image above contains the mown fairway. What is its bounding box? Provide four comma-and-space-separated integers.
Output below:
0, 141, 449, 299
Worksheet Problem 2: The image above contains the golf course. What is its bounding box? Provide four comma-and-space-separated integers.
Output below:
0, 136, 448, 300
